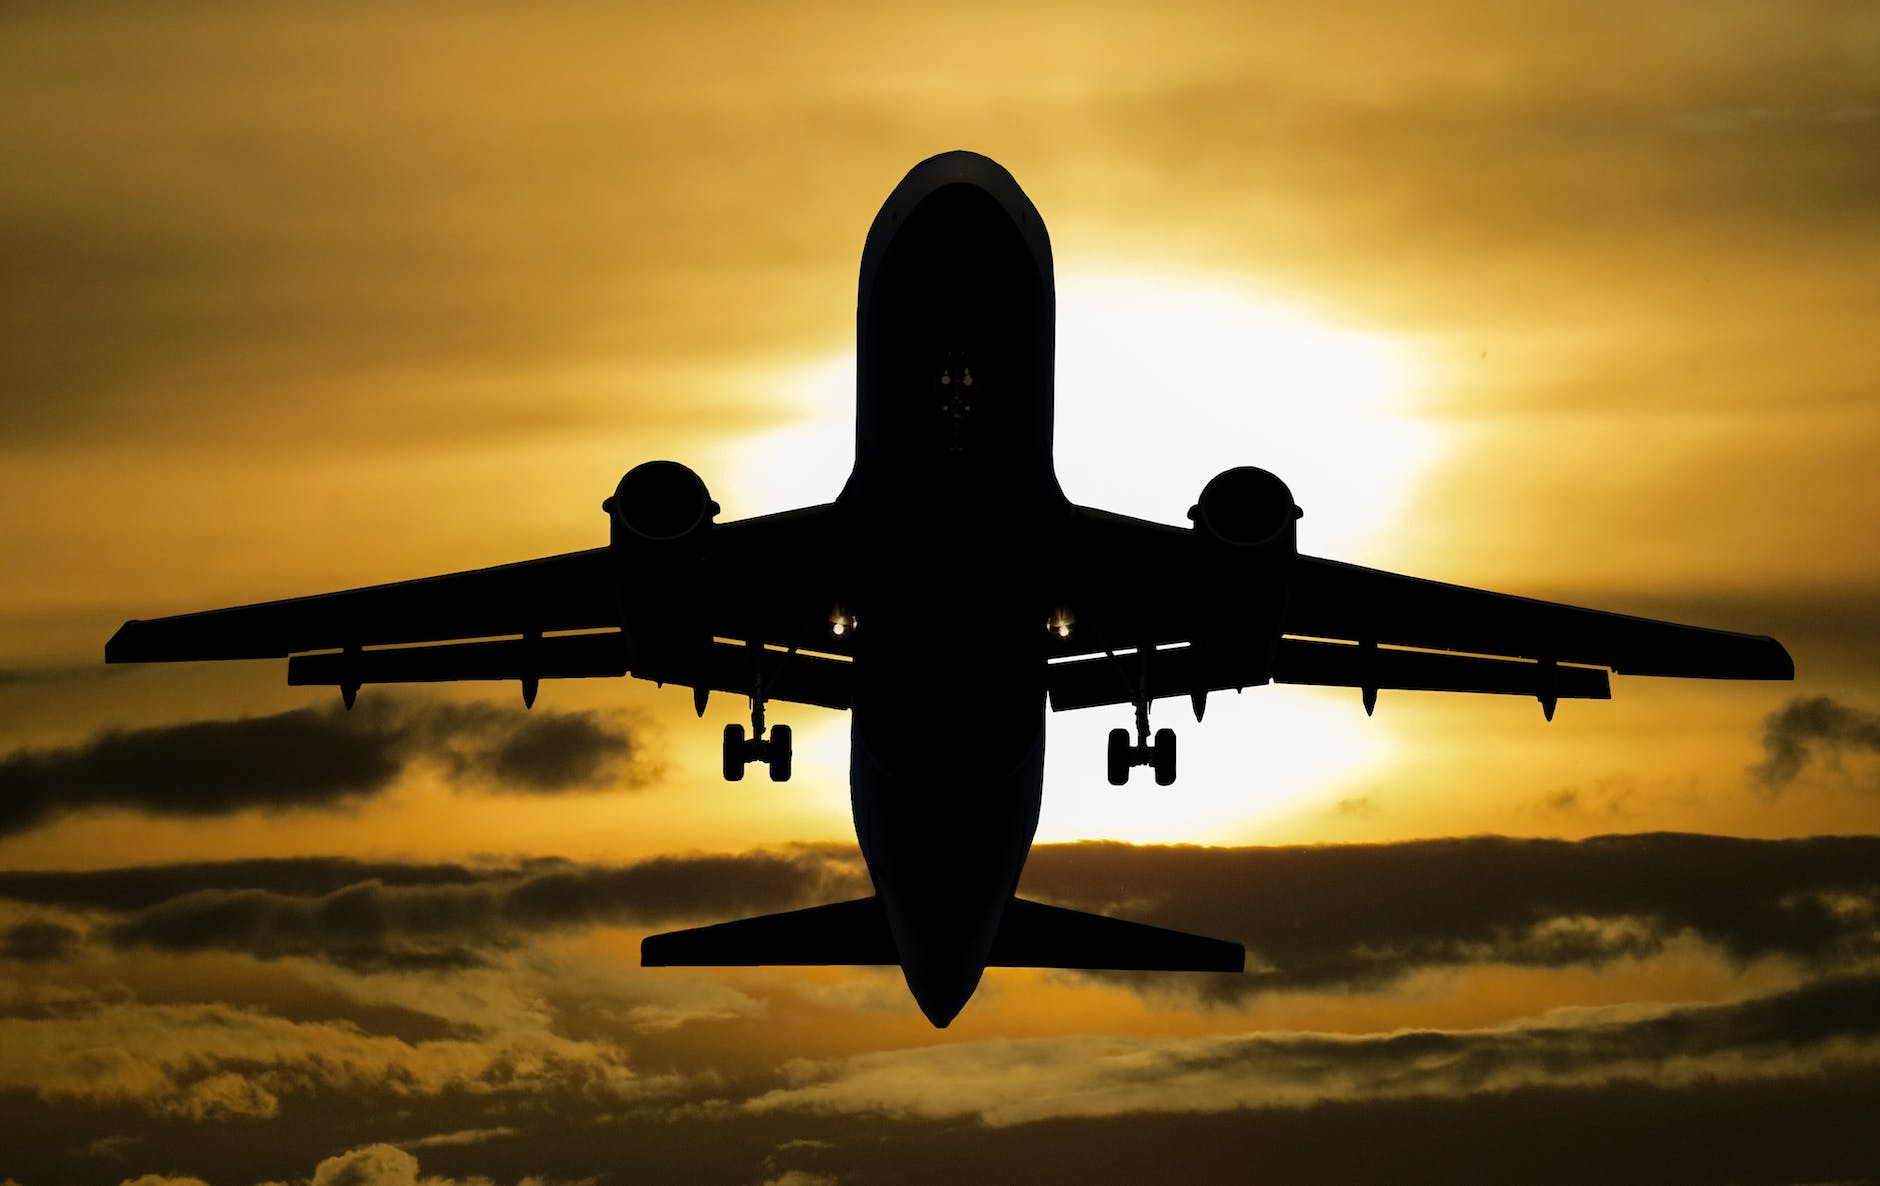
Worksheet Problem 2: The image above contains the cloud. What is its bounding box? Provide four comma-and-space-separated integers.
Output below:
0, 850, 863, 970
2, 835, 1873, 989
312, 1144, 421, 1186
748, 972, 1880, 1126
404, 1128, 519, 1150
0, 696, 654, 838
308, 1143, 592, 1186
2, 919, 80, 962
1016, 834, 1880, 1001
0, 994, 656, 1122
1753, 695, 1880, 790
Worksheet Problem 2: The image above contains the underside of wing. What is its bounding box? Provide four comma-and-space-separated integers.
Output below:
107, 501, 854, 711
105, 548, 618, 662
1046, 505, 1791, 713
1284, 555, 1793, 679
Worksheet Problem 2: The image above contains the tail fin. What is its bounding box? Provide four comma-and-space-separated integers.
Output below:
990, 898, 1244, 972
641, 895, 1241, 973
642, 897, 897, 966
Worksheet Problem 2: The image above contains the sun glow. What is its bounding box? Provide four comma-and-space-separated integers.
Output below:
716, 271, 1442, 842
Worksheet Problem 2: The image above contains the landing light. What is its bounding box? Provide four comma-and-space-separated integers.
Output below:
831, 610, 857, 637
1048, 610, 1074, 640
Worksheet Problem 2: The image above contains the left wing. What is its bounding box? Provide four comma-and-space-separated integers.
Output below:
106, 548, 618, 661
107, 505, 854, 709
1044, 506, 1791, 712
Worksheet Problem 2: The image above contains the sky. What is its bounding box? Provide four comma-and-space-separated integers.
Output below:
2, 1, 1878, 1183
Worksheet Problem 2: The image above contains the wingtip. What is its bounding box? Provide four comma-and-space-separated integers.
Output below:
1766, 637, 1795, 680
103, 621, 141, 664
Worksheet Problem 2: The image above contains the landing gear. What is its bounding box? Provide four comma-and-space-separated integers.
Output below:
1107, 691, 1177, 786
721, 714, 793, 782
720, 643, 792, 782
1152, 727, 1177, 787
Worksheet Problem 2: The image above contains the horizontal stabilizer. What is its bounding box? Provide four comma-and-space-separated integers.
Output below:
990, 898, 1245, 972
642, 896, 1244, 973
642, 897, 897, 966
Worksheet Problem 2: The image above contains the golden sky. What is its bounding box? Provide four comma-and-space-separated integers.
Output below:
2, 3, 1878, 1184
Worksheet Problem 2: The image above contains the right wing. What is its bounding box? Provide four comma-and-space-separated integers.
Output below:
1044, 506, 1791, 712
1283, 555, 1793, 680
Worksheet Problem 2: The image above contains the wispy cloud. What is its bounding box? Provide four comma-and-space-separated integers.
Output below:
749, 973, 1880, 1125
0, 696, 655, 838
1753, 695, 1880, 791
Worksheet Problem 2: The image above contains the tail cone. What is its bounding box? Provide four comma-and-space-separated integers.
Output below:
904, 961, 985, 1028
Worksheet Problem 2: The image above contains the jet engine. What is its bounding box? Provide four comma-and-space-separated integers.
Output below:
1189, 466, 1299, 549
604, 461, 719, 681
605, 460, 719, 547
1185, 466, 1301, 699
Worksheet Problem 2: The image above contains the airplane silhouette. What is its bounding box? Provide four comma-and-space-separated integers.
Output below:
107, 151, 1794, 1026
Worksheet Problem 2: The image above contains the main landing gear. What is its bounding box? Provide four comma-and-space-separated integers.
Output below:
721, 640, 792, 782
1107, 694, 1177, 786
723, 717, 791, 782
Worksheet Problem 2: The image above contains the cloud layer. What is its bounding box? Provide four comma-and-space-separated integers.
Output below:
0, 696, 652, 837
4, 834, 1873, 992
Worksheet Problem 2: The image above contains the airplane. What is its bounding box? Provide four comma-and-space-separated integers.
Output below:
106, 150, 1794, 1027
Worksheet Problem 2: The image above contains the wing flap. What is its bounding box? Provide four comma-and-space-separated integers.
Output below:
287, 634, 853, 710
1047, 638, 1610, 710
287, 632, 630, 686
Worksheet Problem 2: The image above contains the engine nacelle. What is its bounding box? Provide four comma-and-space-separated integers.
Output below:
604, 460, 718, 546
1189, 466, 1300, 549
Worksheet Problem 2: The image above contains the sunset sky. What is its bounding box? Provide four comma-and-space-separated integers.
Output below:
3, 3, 1878, 1183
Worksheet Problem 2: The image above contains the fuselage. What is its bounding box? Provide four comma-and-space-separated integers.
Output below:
836, 152, 1066, 1026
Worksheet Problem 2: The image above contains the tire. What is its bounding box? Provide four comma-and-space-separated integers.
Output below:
1152, 727, 1177, 786
723, 723, 746, 782
1107, 727, 1131, 786
768, 723, 793, 783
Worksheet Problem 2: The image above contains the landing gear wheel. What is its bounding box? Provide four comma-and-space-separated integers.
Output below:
1152, 727, 1177, 786
1107, 727, 1131, 786
768, 723, 793, 782
722, 723, 746, 782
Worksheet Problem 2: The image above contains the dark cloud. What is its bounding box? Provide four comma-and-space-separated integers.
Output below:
1754, 694, 1880, 790
0, 850, 863, 970
751, 972, 1880, 1122
11, 976, 1877, 1186
1015, 833, 1880, 1000
3, 835, 1872, 990
0, 696, 653, 837
0, 855, 518, 912
1, 918, 80, 962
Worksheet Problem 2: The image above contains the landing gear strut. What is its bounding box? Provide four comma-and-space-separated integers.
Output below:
1106, 663, 1177, 787
721, 640, 792, 782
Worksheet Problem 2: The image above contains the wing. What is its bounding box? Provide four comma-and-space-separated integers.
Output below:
107, 505, 854, 710
106, 549, 618, 661
1282, 555, 1793, 679
1044, 507, 1791, 712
